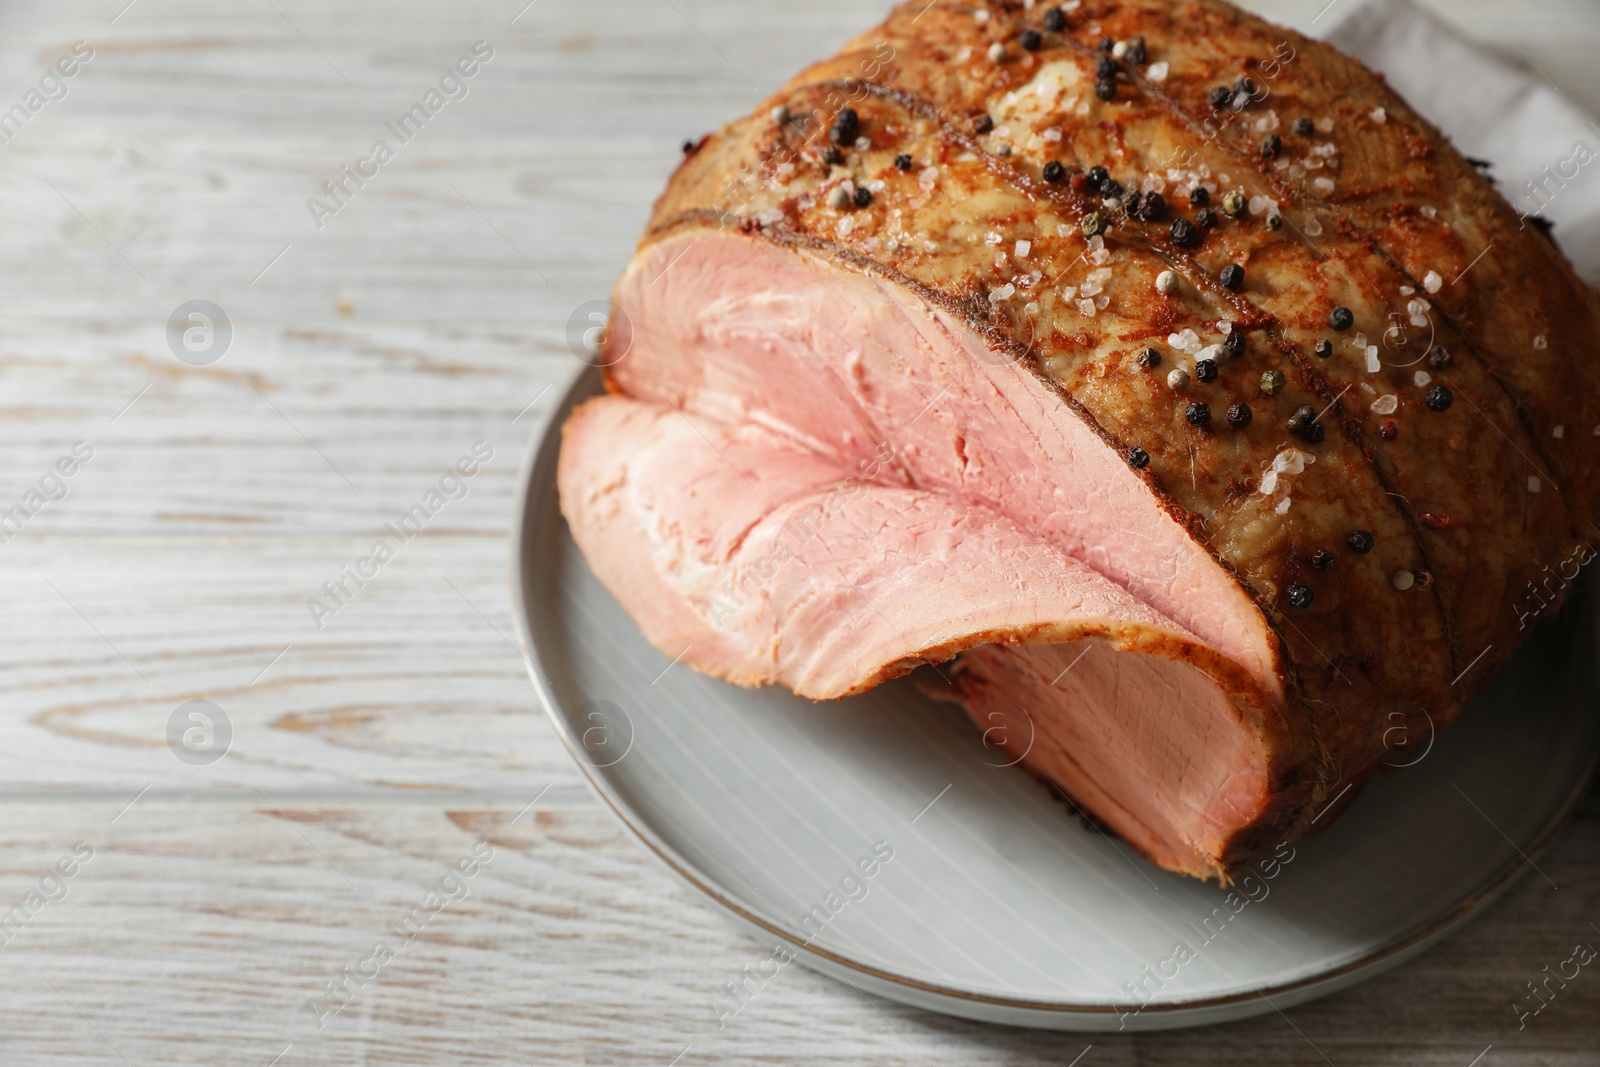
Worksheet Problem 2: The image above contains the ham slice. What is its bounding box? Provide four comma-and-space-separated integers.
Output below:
558, 0, 1600, 880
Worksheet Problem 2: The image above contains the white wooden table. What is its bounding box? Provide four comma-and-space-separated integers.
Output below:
0, 0, 1594, 1061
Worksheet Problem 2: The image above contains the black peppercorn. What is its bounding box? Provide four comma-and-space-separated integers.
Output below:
1134, 191, 1166, 221
1186, 402, 1211, 426
854, 186, 873, 208
1235, 77, 1258, 98
975, 114, 994, 135
1300, 420, 1326, 444
1426, 345, 1453, 369
894, 153, 913, 171
1125, 36, 1146, 65
1044, 6, 1067, 32
1261, 134, 1282, 158
1137, 347, 1162, 369
1128, 446, 1150, 468
1196, 207, 1217, 228
1190, 186, 1211, 207
1287, 584, 1315, 609
1329, 306, 1355, 330
1098, 36, 1114, 52
1021, 29, 1042, 51
1288, 403, 1316, 428
1098, 179, 1123, 202
1223, 329, 1246, 358
682, 139, 696, 155
1122, 191, 1143, 217
1042, 160, 1066, 183
822, 145, 844, 166
1266, 213, 1283, 231
1209, 85, 1232, 108
1347, 529, 1375, 554
1096, 55, 1118, 79
1227, 402, 1253, 428
1195, 357, 1218, 382
1311, 549, 1334, 571
1170, 217, 1200, 248
1219, 263, 1245, 290
1086, 165, 1109, 190
1294, 117, 1315, 136
1314, 339, 1334, 359
1096, 78, 1117, 101
1424, 384, 1454, 411
831, 108, 860, 145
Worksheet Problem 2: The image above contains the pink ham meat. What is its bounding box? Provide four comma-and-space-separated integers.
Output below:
561, 233, 1311, 878
559, 0, 1600, 880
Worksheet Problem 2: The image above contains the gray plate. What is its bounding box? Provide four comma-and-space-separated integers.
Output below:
511, 365, 1599, 1031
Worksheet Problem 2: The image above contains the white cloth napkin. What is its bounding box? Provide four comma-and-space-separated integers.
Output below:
1320, 0, 1600, 283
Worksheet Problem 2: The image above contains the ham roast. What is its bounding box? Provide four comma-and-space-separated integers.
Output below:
558, 0, 1600, 880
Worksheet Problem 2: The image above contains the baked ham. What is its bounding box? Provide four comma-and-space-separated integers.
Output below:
557, 0, 1600, 880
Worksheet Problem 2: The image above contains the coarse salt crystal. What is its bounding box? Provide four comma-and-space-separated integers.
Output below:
995, 253, 1008, 268
1015, 239, 1031, 257
1528, 476, 1542, 493
1423, 270, 1443, 293
1305, 218, 1324, 237
975, 8, 991, 21
1149, 61, 1169, 82
855, 136, 871, 151
1273, 449, 1311, 475
1249, 195, 1273, 216
1317, 117, 1334, 132
1197, 344, 1223, 362
1042, 127, 1062, 143
1414, 370, 1431, 387
1061, 286, 1077, 300
1371, 394, 1398, 415
1259, 469, 1279, 495
1534, 334, 1548, 350
955, 46, 972, 62
1370, 107, 1387, 123
1399, 285, 1415, 296
1314, 177, 1335, 193
989, 284, 1015, 302
985, 231, 1003, 245
1077, 298, 1098, 317
1366, 345, 1381, 373
1276, 497, 1292, 515
988, 42, 1005, 61
1097, 294, 1110, 309
1421, 205, 1437, 218
1554, 425, 1565, 438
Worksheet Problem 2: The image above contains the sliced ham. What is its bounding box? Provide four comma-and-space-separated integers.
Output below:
558, 0, 1600, 880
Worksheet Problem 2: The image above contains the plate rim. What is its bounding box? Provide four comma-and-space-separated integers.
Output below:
510, 362, 1599, 1026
